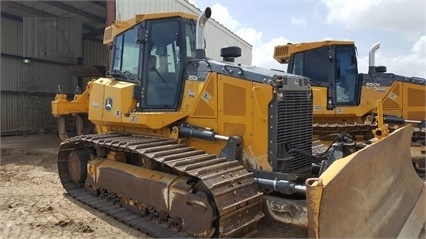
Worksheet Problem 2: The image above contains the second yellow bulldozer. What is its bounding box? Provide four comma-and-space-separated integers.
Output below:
51, 8, 425, 238
274, 40, 425, 130
274, 40, 426, 169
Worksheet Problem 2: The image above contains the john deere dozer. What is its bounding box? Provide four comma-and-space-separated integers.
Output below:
51, 8, 425, 238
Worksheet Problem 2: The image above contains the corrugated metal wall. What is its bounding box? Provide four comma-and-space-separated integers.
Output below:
81, 39, 108, 88
115, 0, 252, 64
83, 40, 108, 66
1, 17, 106, 135
1, 17, 22, 56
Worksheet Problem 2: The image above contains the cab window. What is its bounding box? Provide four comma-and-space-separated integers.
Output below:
144, 19, 181, 108
112, 27, 139, 75
335, 46, 357, 104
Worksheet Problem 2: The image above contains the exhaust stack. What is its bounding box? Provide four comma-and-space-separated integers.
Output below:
368, 42, 380, 75
196, 7, 211, 58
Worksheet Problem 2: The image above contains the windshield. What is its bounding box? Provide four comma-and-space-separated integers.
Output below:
112, 27, 139, 77
288, 47, 329, 86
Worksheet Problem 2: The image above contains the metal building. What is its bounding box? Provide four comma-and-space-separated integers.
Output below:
0, 0, 252, 136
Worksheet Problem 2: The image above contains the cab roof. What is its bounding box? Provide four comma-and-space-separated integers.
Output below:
274, 40, 355, 64
103, 12, 197, 44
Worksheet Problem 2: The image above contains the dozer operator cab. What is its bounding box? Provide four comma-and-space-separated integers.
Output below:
108, 15, 197, 110
275, 42, 363, 109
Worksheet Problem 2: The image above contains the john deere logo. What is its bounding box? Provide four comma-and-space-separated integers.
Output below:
105, 98, 113, 111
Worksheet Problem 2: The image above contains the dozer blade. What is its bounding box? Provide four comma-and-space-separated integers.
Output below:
306, 125, 426, 238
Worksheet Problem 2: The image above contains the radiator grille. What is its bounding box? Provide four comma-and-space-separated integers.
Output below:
276, 91, 312, 173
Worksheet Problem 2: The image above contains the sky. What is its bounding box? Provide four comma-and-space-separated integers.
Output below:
188, 0, 426, 78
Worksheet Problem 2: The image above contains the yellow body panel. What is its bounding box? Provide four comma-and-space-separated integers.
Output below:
402, 82, 426, 119
101, 79, 137, 122
247, 83, 273, 170
123, 112, 188, 129
363, 81, 425, 121
188, 73, 219, 119
312, 81, 426, 124
274, 40, 354, 64
311, 86, 375, 124
88, 79, 106, 122
183, 74, 223, 155
183, 73, 272, 170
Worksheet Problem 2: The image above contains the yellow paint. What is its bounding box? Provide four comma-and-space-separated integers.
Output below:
177, 72, 272, 170
107, 151, 126, 162
93, 123, 172, 137
250, 83, 273, 170
274, 40, 354, 63
305, 178, 323, 239
312, 86, 376, 124
103, 12, 197, 44
124, 112, 188, 129
101, 79, 138, 123
312, 79, 426, 125
252, 83, 273, 120
51, 82, 92, 116
189, 73, 218, 119
88, 79, 106, 122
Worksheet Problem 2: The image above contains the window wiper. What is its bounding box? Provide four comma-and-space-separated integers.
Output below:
150, 67, 169, 87
109, 69, 136, 81
307, 77, 325, 86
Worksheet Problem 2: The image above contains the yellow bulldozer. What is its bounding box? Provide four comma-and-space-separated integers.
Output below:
51, 8, 425, 238
274, 40, 426, 169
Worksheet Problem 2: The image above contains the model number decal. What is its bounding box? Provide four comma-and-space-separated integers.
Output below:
388, 92, 397, 101
187, 89, 195, 97
366, 82, 386, 92
187, 75, 198, 81
366, 82, 380, 87
202, 91, 211, 103
92, 101, 100, 108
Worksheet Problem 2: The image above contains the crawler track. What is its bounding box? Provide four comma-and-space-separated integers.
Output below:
57, 134, 264, 238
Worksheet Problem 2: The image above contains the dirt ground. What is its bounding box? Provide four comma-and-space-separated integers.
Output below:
0, 134, 148, 239
0, 134, 424, 238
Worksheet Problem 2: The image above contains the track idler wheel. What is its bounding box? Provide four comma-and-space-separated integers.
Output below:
67, 150, 90, 184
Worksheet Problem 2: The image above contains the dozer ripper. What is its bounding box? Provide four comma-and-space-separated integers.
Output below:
274, 40, 426, 169
51, 8, 426, 238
